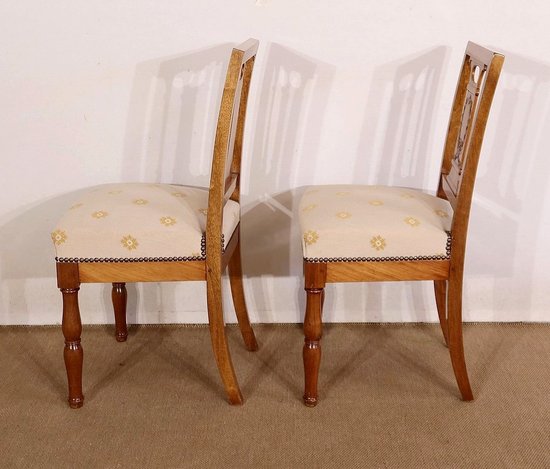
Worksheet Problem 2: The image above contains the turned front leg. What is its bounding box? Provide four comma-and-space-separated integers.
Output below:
61, 287, 84, 408
303, 287, 324, 407
112, 283, 128, 342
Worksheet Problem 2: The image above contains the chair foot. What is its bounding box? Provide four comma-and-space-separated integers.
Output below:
228, 391, 244, 405
303, 395, 318, 407
68, 396, 85, 409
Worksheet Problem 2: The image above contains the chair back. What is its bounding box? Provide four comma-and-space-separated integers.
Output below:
206, 39, 259, 260
437, 42, 504, 257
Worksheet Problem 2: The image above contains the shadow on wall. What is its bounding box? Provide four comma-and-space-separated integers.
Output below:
0, 189, 91, 323
238, 44, 335, 319
344, 47, 449, 322
119, 44, 236, 320
354, 46, 448, 188
0, 44, 235, 324
239, 46, 450, 322
467, 50, 550, 319
121, 44, 232, 186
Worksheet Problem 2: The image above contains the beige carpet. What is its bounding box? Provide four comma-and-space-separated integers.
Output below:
1, 323, 549, 468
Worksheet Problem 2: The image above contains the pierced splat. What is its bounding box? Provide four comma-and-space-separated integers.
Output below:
439, 47, 494, 209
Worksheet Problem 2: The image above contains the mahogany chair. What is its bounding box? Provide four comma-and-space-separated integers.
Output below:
51, 39, 259, 408
299, 42, 504, 406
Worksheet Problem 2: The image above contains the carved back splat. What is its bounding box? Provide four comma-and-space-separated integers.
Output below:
438, 42, 504, 220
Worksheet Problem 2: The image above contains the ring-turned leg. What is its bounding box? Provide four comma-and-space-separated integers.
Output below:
434, 280, 449, 346
447, 274, 473, 401
228, 235, 258, 351
112, 282, 128, 342
206, 273, 243, 405
303, 287, 324, 407
61, 287, 84, 408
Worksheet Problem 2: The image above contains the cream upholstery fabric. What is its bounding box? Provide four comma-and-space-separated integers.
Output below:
51, 183, 240, 261
299, 185, 453, 261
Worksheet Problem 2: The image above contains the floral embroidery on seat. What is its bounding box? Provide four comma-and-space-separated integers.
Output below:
70, 203, 83, 210
92, 211, 108, 219
302, 204, 317, 212
369, 200, 383, 206
133, 199, 148, 205
121, 235, 138, 251
51, 230, 67, 246
336, 212, 351, 219
304, 230, 319, 245
198, 208, 208, 216
160, 216, 177, 227
171, 191, 187, 198
435, 209, 449, 218
400, 193, 414, 199
404, 217, 420, 227
370, 235, 386, 251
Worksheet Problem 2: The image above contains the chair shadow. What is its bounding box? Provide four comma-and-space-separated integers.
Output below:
466, 49, 550, 321
0, 44, 233, 326
336, 46, 449, 323
118, 43, 234, 322
240, 43, 335, 321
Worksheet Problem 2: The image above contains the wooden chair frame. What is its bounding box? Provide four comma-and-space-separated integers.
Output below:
57, 39, 259, 408
302, 42, 504, 406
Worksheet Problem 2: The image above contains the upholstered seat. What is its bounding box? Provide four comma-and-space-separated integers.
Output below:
299, 185, 452, 262
51, 183, 240, 262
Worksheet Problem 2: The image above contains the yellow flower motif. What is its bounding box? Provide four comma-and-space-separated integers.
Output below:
335, 191, 350, 196
303, 230, 319, 246
336, 212, 351, 219
370, 235, 386, 251
160, 216, 177, 227
404, 217, 420, 227
133, 199, 148, 205
369, 200, 384, 206
435, 209, 449, 218
302, 204, 317, 212
400, 193, 414, 199
108, 190, 123, 195
51, 230, 67, 246
92, 211, 108, 219
121, 235, 138, 251
69, 203, 83, 210
198, 208, 208, 216
171, 191, 187, 198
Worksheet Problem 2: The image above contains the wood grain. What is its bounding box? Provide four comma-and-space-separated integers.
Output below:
78, 261, 206, 283
325, 260, 450, 283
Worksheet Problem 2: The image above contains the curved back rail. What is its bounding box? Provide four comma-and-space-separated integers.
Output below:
206, 39, 259, 267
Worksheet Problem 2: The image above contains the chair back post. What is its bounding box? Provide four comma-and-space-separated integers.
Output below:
437, 42, 504, 268
206, 39, 259, 268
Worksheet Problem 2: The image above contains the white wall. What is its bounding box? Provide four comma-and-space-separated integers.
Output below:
1, 0, 549, 324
